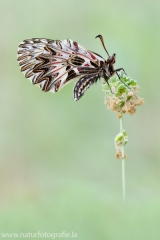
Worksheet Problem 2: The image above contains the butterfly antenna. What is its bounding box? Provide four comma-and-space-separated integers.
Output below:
95, 35, 110, 57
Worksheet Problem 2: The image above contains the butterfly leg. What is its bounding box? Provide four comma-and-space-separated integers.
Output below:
114, 71, 130, 89
116, 71, 137, 98
114, 68, 127, 75
104, 75, 114, 94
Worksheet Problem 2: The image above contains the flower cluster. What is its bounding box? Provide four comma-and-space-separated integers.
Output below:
102, 71, 144, 118
102, 71, 144, 158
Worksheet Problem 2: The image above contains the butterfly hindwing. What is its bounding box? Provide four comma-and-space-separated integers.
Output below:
74, 73, 99, 101
17, 38, 105, 99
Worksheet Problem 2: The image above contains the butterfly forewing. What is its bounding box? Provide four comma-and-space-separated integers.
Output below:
17, 38, 105, 99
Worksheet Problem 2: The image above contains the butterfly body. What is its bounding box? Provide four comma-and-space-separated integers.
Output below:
17, 36, 122, 100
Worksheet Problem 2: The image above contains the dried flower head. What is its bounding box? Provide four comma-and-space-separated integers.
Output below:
102, 71, 144, 118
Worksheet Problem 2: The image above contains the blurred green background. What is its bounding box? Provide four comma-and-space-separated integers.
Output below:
0, 0, 160, 239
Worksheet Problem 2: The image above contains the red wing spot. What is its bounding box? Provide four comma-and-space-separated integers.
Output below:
52, 59, 57, 62
78, 68, 82, 71
51, 65, 56, 70
90, 53, 96, 60
73, 41, 78, 51
53, 73, 59, 78
85, 64, 89, 67
56, 81, 61, 89
55, 81, 61, 91
57, 53, 61, 56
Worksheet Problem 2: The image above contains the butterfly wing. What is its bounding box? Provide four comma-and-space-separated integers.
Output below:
17, 38, 105, 97
74, 73, 99, 101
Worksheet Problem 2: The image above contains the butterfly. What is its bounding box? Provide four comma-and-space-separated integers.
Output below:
17, 35, 125, 101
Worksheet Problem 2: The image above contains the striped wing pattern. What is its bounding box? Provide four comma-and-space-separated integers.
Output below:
74, 74, 99, 101
17, 38, 105, 100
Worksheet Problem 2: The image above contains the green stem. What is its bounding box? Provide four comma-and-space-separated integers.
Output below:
120, 113, 126, 203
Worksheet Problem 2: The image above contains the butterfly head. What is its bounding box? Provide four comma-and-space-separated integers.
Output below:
107, 53, 116, 64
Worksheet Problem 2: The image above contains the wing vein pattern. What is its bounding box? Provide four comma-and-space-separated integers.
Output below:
17, 38, 105, 100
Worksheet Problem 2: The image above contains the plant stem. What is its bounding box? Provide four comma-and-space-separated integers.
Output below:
120, 113, 126, 203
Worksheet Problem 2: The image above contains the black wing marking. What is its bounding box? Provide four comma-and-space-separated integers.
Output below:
17, 38, 104, 93
74, 73, 100, 101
